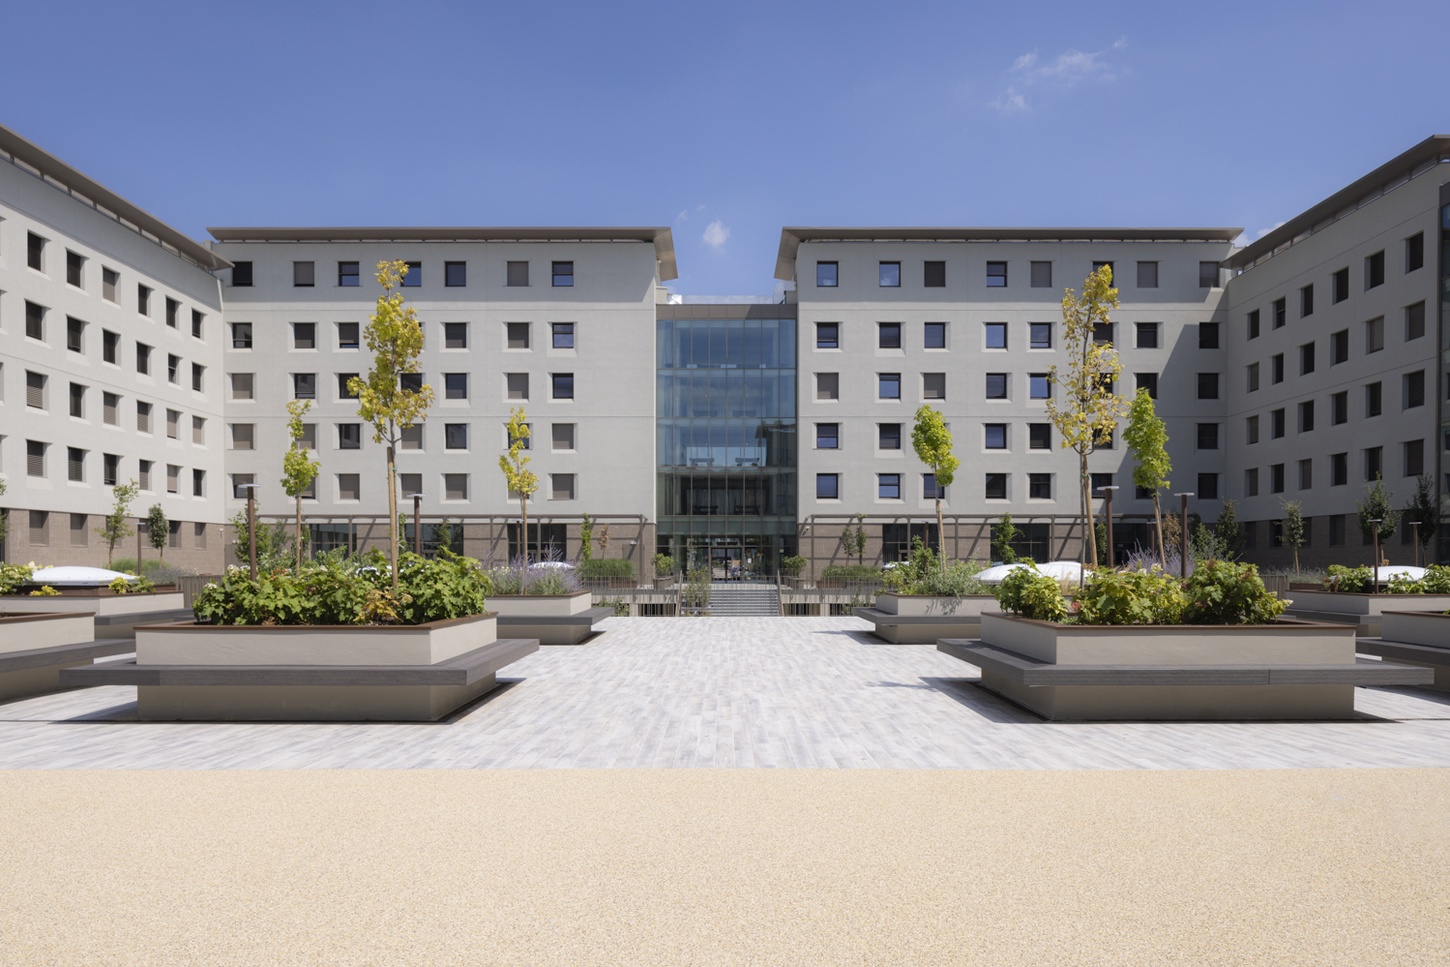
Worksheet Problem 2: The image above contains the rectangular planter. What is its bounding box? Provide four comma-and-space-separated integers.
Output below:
1283, 589, 1450, 637
486, 591, 592, 618
856, 593, 996, 643
975, 612, 1362, 721
1375, 611, 1450, 690
874, 593, 996, 618
490, 592, 604, 644
0, 589, 186, 618
0, 612, 100, 702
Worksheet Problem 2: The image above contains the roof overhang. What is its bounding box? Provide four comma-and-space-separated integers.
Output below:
208, 226, 678, 281
0, 125, 229, 271
775, 227, 1242, 280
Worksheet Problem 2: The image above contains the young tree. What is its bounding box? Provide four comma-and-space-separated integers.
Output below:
348, 260, 434, 589
280, 398, 321, 572
991, 513, 1019, 564
1124, 387, 1171, 564
434, 517, 458, 556
580, 513, 594, 561
97, 481, 139, 568
1045, 265, 1128, 569
1212, 499, 1245, 561
1357, 473, 1399, 552
1403, 474, 1437, 561
499, 408, 538, 561
146, 503, 168, 565
911, 404, 959, 572
1281, 499, 1305, 572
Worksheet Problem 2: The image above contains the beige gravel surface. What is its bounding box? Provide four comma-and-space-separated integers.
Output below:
1, 768, 1445, 966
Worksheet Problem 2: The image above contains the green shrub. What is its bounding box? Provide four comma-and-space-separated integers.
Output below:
29, 585, 60, 597
1323, 565, 1372, 593
781, 555, 807, 576
652, 553, 675, 577
1182, 559, 1286, 625
1419, 565, 1450, 594
0, 563, 35, 596
579, 558, 634, 579
1075, 567, 1186, 625
109, 558, 190, 584
997, 566, 1069, 622
109, 575, 158, 594
820, 564, 885, 582
881, 541, 991, 597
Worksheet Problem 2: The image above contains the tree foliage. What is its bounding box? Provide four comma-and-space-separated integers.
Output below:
1281, 499, 1305, 572
146, 503, 169, 562
992, 513, 1020, 564
1046, 265, 1128, 568
97, 480, 139, 567
1357, 474, 1399, 549
911, 405, 958, 571
348, 261, 433, 588
1124, 387, 1171, 564
280, 398, 321, 573
1403, 474, 1437, 559
499, 407, 539, 560
1212, 499, 1245, 562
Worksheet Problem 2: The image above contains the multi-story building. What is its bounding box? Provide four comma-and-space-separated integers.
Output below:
2, 122, 1448, 576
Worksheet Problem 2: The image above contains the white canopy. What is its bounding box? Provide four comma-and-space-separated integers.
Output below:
1374, 565, 1427, 581
976, 561, 1091, 585
27, 566, 139, 587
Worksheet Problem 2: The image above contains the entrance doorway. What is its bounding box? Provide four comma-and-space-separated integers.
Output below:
710, 545, 744, 581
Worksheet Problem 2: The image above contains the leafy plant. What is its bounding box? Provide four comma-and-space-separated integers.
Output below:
839, 514, 867, 565
991, 514, 1019, 564
1403, 474, 1437, 561
1323, 564, 1372, 593
434, 517, 459, 556
1124, 387, 1171, 564
1181, 560, 1287, 625
231, 510, 295, 572
652, 553, 675, 577
997, 566, 1069, 622
280, 398, 321, 572
781, 555, 807, 577
1280, 500, 1305, 572
579, 558, 633, 579
500, 407, 539, 562
0, 562, 35, 595
96, 480, 139, 567
1357, 474, 1399, 550
29, 586, 60, 597
1210, 500, 1244, 561
109, 575, 157, 594
146, 503, 169, 563
683, 566, 711, 614
820, 564, 886, 582
912, 405, 958, 572
579, 514, 594, 561
1075, 567, 1186, 625
1419, 565, 1450, 594
484, 558, 584, 596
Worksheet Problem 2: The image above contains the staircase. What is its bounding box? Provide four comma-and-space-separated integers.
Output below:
706, 582, 780, 616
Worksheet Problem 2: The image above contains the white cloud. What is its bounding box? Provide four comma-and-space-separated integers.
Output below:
1012, 52, 1038, 71
996, 38, 1128, 108
702, 219, 730, 249
990, 86, 1029, 114
676, 209, 689, 223
1253, 221, 1286, 241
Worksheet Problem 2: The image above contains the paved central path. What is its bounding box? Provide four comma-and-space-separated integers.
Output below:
2, 616, 1448, 769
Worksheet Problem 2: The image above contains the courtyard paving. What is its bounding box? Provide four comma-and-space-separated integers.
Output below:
3, 615, 1448, 770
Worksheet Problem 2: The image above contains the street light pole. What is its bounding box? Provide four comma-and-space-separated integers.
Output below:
411, 492, 423, 556
1175, 492, 1195, 580
1099, 486, 1119, 568
1370, 518, 1382, 594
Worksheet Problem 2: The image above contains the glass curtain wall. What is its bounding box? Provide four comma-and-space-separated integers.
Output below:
657, 315, 797, 577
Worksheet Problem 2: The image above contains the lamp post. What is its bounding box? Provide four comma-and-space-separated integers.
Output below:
239, 483, 258, 581
1370, 518, 1382, 594
1411, 520, 1421, 568
410, 492, 423, 556
1098, 486, 1119, 569
1175, 492, 1195, 579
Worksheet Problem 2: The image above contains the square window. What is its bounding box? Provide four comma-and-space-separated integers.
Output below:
231, 322, 252, 349
191, 363, 204, 392
922, 373, 946, 400
444, 372, 468, 400
1198, 322, 1219, 349
1332, 267, 1349, 303
924, 322, 946, 348
985, 424, 1007, 449
102, 267, 119, 301
507, 261, 529, 287
27, 232, 46, 271
1405, 439, 1425, 477
501, 422, 531, 451
816, 323, 839, 349
923, 261, 946, 287
816, 372, 839, 401
985, 373, 1008, 400
1299, 400, 1315, 433
879, 262, 901, 287
816, 261, 838, 287
66, 250, 84, 287
1365, 316, 1384, 353
338, 423, 361, 449
816, 474, 839, 499
400, 372, 423, 393
230, 373, 254, 400
1271, 408, 1285, 439
337, 322, 360, 349
445, 423, 468, 450
1406, 302, 1426, 341
986, 261, 1007, 287
1365, 446, 1383, 481
1244, 468, 1259, 497
1090, 472, 1115, 494
1136, 261, 1158, 288
1198, 472, 1219, 499
984, 473, 1007, 500
337, 473, 361, 501
551, 261, 573, 287
103, 454, 119, 486
878, 423, 902, 449
1301, 284, 1314, 317
1199, 261, 1219, 288
68, 382, 84, 418
1197, 372, 1219, 399
878, 373, 901, 400
551, 322, 575, 349
1299, 459, 1313, 490
1245, 415, 1259, 445
230, 424, 255, 450
293, 322, 316, 349
66, 316, 85, 353
1300, 343, 1315, 375
552, 373, 574, 399
1404, 370, 1425, 409
401, 261, 422, 286
1092, 260, 1114, 283
191, 309, 204, 339
1029, 322, 1052, 349
1331, 329, 1349, 364
1406, 232, 1425, 273
1270, 355, 1284, 384
816, 423, 839, 449
1029, 374, 1051, 400
1029, 473, 1052, 500
1272, 298, 1286, 329
293, 373, 316, 399
1331, 453, 1348, 487
231, 262, 253, 287
552, 423, 575, 451
1197, 423, 1219, 449
507, 373, 529, 400
443, 322, 468, 349
986, 322, 1009, 349
1135, 322, 1159, 349
1029, 423, 1051, 449
136, 343, 152, 375
400, 425, 423, 450
1365, 381, 1382, 417
878, 473, 901, 499
1331, 391, 1348, 425
1030, 261, 1053, 288
338, 261, 360, 286
444, 261, 466, 287
923, 474, 945, 500
507, 322, 530, 349
550, 474, 575, 501
1271, 464, 1285, 494
1093, 322, 1113, 345
25, 301, 45, 341
1247, 310, 1260, 340
1136, 372, 1158, 398
1365, 250, 1385, 289
293, 261, 315, 287
878, 322, 901, 348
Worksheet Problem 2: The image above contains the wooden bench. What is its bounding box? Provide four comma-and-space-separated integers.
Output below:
0, 637, 135, 703
852, 607, 982, 644
495, 607, 614, 645
938, 638, 1433, 721
59, 637, 540, 722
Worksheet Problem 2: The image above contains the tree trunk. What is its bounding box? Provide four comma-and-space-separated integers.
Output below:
935, 497, 946, 573
1152, 492, 1165, 568
386, 444, 398, 590
295, 495, 304, 573
521, 496, 529, 563
1080, 455, 1097, 569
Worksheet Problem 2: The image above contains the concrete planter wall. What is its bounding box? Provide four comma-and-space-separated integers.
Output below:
874, 593, 996, 618
976, 612, 1361, 721
0, 612, 99, 702
0, 589, 185, 617
854, 593, 996, 643
1288, 589, 1450, 617
1375, 611, 1450, 690
489, 591, 606, 644
486, 591, 592, 618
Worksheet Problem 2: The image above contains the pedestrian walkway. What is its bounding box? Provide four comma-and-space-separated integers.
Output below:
1, 616, 1447, 769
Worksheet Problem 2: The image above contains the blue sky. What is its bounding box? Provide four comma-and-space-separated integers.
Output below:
7, 0, 1449, 296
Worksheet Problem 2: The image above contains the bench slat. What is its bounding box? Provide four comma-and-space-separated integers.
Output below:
495, 608, 614, 627
1358, 639, 1450, 664
0, 638, 134, 674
